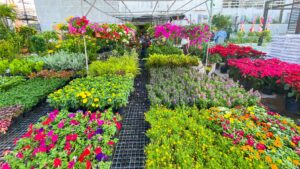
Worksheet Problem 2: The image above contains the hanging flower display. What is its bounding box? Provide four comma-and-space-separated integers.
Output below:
68, 16, 89, 35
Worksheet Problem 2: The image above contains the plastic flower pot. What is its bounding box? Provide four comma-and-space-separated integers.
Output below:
112, 107, 124, 115
220, 63, 228, 73
285, 97, 300, 114
261, 86, 274, 95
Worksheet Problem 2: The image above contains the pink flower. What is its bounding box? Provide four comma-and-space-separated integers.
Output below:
1, 163, 11, 169
16, 152, 23, 159
70, 120, 80, 126
256, 143, 266, 150
97, 120, 104, 126
58, 120, 65, 128
68, 161, 75, 169
53, 158, 62, 168
66, 134, 78, 141
52, 134, 59, 143
246, 139, 255, 146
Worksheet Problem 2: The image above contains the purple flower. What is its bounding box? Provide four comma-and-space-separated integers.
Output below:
68, 113, 76, 118
95, 153, 108, 161
95, 128, 104, 135
39, 128, 44, 133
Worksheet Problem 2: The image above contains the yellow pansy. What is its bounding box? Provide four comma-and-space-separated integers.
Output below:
82, 98, 88, 103
94, 98, 99, 102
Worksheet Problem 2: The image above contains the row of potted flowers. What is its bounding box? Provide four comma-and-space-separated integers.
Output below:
228, 58, 300, 113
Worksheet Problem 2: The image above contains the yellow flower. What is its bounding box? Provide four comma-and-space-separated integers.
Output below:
224, 112, 232, 118
92, 103, 95, 107
108, 98, 112, 102
55, 45, 61, 48
293, 160, 300, 166
82, 98, 88, 104
94, 98, 99, 102
81, 94, 86, 99
47, 50, 54, 54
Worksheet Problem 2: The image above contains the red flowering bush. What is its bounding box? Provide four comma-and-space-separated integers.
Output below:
228, 58, 300, 93
89, 23, 134, 44
281, 69, 300, 99
2, 109, 121, 169
209, 44, 266, 60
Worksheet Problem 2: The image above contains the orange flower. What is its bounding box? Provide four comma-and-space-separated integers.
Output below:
271, 164, 278, 169
274, 137, 282, 148
266, 132, 274, 138
265, 156, 272, 163
293, 160, 300, 166
282, 120, 287, 124
262, 127, 268, 132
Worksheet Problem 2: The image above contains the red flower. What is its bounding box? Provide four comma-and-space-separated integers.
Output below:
115, 122, 122, 130
107, 141, 114, 146
66, 134, 78, 141
86, 160, 92, 169
70, 120, 80, 126
79, 147, 91, 162
16, 152, 23, 159
256, 143, 266, 150
53, 158, 62, 168
94, 147, 102, 154
42, 118, 53, 126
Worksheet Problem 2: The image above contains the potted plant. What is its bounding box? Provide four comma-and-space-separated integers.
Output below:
284, 85, 300, 114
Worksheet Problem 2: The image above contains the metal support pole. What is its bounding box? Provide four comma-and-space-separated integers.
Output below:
258, 1, 271, 46
81, 0, 89, 73
206, 0, 213, 67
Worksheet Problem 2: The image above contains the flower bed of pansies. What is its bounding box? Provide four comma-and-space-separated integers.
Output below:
48, 75, 134, 111
145, 105, 300, 169
1, 109, 121, 169
208, 44, 266, 60
147, 67, 260, 109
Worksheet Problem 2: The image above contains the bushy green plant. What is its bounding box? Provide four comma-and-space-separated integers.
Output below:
0, 76, 25, 91
0, 39, 19, 60
0, 59, 9, 74
212, 14, 232, 30
30, 35, 47, 53
145, 54, 199, 67
17, 26, 37, 48
31, 51, 85, 71
48, 75, 134, 110
59, 36, 99, 61
147, 67, 260, 109
145, 106, 269, 169
8, 59, 44, 75
147, 44, 183, 56
0, 78, 67, 111
88, 51, 139, 77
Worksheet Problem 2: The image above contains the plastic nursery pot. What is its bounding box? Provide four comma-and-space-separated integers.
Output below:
261, 86, 274, 95
216, 63, 220, 70
285, 97, 300, 114
112, 107, 125, 115
220, 64, 228, 73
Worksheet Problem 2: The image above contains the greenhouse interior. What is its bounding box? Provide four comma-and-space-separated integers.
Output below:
0, 0, 300, 168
